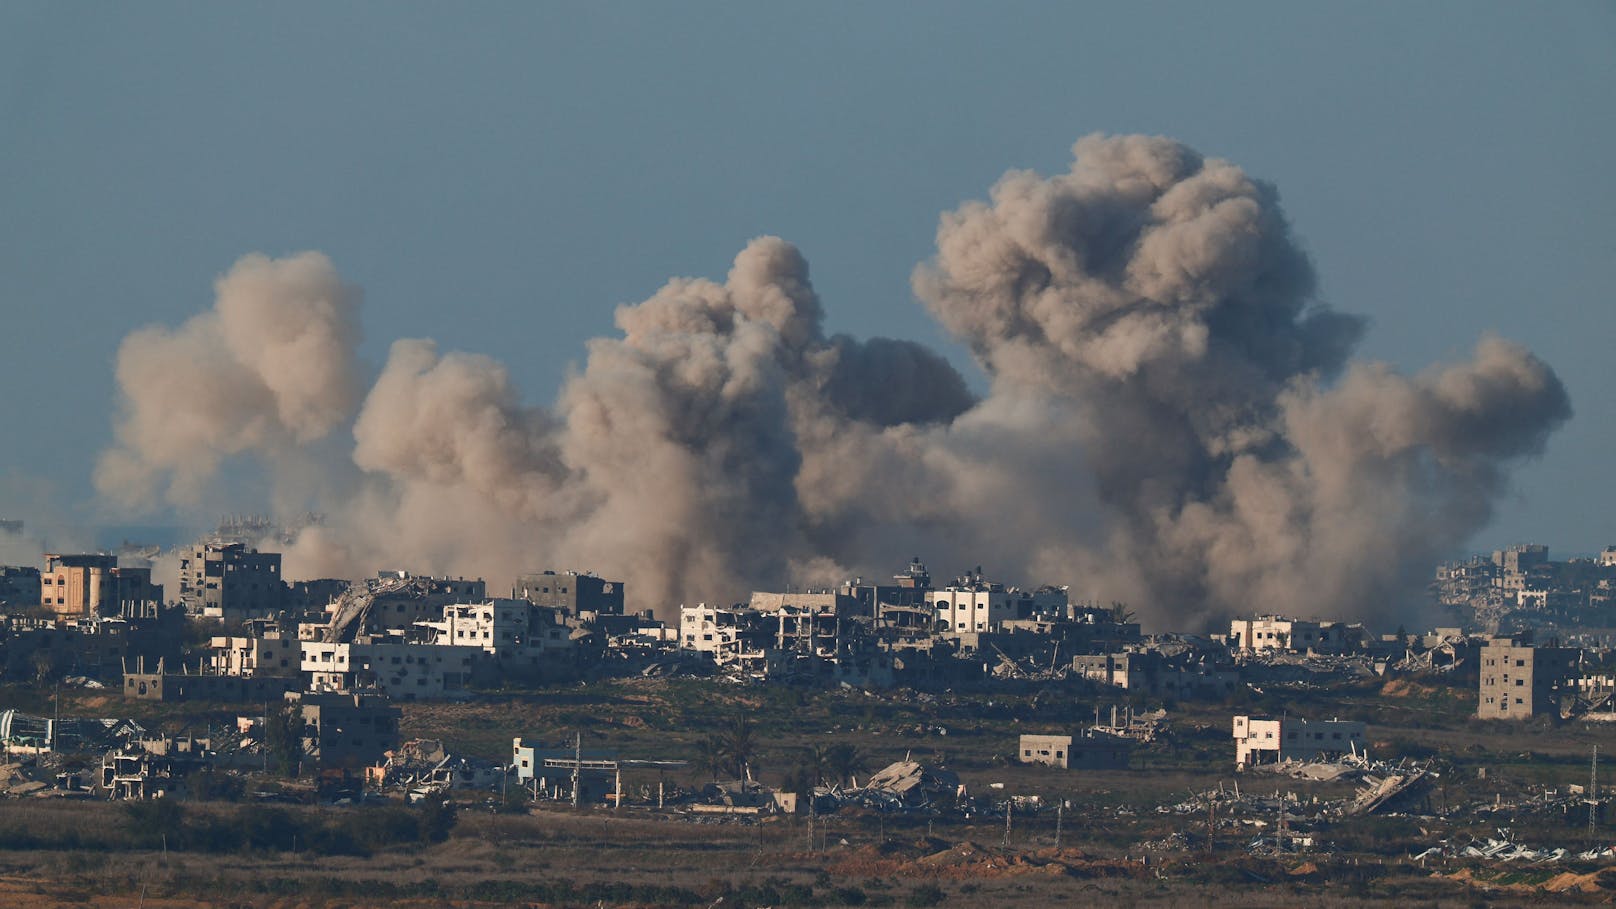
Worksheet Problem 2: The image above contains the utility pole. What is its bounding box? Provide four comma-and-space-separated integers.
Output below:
1003, 799, 1012, 848
572, 731, 581, 808
1590, 745, 1600, 840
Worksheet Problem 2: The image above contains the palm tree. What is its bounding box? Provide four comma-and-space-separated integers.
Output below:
719, 713, 757, 782
803, 744, 832, 787
1109, 601, 1136, 625
826, 743, 869, 788
693, 733, 725, 781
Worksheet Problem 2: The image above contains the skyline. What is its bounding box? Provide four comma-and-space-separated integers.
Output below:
2, 3, 1612, 594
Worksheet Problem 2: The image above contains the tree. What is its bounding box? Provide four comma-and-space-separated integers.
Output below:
693, 733, 726, 781
826, 744, 869, 787
805, 744, 832, 787
719, 714, 758, 782
262, 703, 306, 778
416, 791, 456, 844
1109, 602, 1136, 625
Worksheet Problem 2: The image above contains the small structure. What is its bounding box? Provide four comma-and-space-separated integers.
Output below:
1233, 715, 1366, 769
1019, 730, 1133, 770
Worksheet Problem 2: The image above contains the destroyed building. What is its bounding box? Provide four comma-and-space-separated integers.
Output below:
294, 690, 401, 770
1228, 615, 1366, 655
1478, 633, 1581, 719
176, 541, 284, 619
208, 619, 302, 678
1232, 715, 1366, 769
315, 572, 487, 643
123, 656, 297, 702
1019, 731, 1133, 770
514, 569, 623, 618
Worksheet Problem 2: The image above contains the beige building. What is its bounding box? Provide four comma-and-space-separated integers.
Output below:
1019, 732, 1132, 770
1478, 636, 1580, 719
1228, 615, 1363, 655
39, 554, 162, 619
1232, 715, 1366, 768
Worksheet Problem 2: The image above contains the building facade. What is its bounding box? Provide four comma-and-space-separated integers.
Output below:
1232, 715, 1366, 768
177, 542, 284, 618
1478, 636, 1580, 719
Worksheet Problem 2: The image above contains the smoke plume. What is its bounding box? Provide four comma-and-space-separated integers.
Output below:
97, 134, 1570, 629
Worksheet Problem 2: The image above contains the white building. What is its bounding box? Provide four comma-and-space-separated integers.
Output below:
209, 630, 301, 678
1232, 715, 1366, 769
679, 603, 765, 667
301, 634, 483, 699
928, 580, 1013, 633
1228, 616, 1363, 655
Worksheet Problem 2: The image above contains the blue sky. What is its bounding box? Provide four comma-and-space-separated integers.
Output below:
2, 2, 1612, 556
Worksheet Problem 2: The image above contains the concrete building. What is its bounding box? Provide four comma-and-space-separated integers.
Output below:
122, 657, 297, 702
294, 691, 401, 770
0, 566, 42, 609
301, 634, 483, 700
177, 542, 284, 619
515, 570, 623, 617
928, 569, 1015, 634
679, 603, 768, 669
1019, 731, 1132, 770
1478, 635, 1581, 719
1232, 715, 1366, 769
1228, 616, 1364, 655
40, 554, 162, 620
209, 622, 303, 678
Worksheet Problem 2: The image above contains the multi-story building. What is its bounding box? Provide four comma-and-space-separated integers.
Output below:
1478, 635, 1581, 719
928, 569, 1016, 633
1232, 715, 1366, 769
514, 570, 623, 617
209, 621, 302, 678
176, 542, 284, 619
301, 633, 483, 700
679, 603, 768, 668
39, 554, 162, 620
0, 566, 42, 610
294, 691, 401, 770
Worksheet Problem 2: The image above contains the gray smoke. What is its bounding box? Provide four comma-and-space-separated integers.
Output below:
912, 133, 1569, 628
97, 134, 1570, 629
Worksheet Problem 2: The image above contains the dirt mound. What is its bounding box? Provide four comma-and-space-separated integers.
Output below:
823, 841, 1136, 881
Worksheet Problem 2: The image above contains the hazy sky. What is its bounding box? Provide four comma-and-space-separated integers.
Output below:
2, 2, 1612, 557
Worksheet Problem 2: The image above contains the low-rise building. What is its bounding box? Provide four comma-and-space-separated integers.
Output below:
1232, 715, 1366, 769
1018, 731, 1133, 770
1228, 615, 1364, 655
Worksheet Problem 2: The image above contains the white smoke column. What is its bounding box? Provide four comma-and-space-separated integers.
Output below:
96, 252, 362, 507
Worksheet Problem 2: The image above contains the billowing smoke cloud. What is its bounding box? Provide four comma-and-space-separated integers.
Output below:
96, 252, 363, 507
98, 134, 1570, 629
